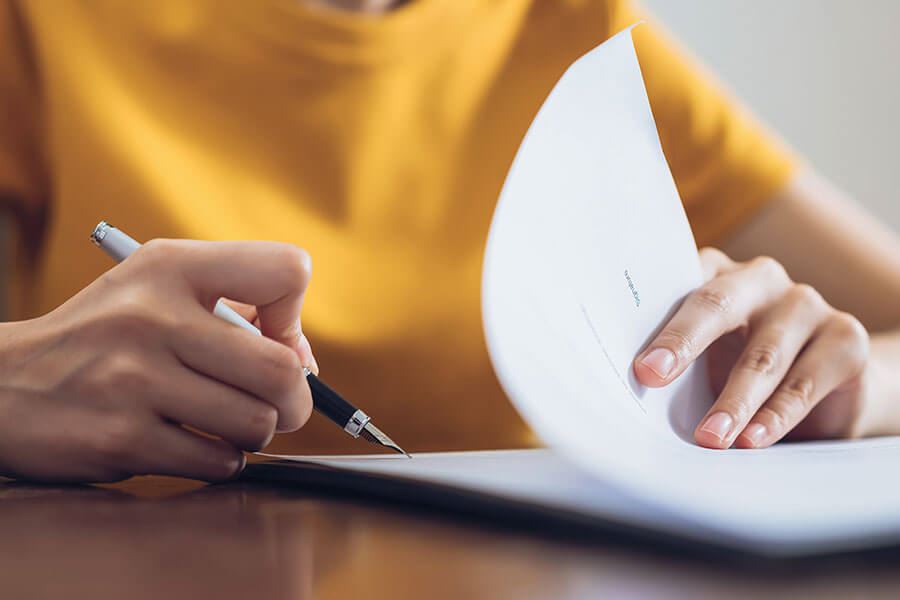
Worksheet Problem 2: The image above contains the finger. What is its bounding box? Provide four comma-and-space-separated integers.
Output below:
128, 422, 246, 482
138, 239, 312, 352
735, 313, 869, 448
152, 364, 278, 451
634, 257, 791, 387
693, 285, 829, 449
698, 247, 736, 282
202, 248, 315, 369
220, 298, 259, 325
172, 306, 313, 432
219, 299, 312, 367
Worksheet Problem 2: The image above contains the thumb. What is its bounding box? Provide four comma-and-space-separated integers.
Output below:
160, 239, 316, 366
251, 255, 314, 365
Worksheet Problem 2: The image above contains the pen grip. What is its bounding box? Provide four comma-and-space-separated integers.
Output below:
306, 373, 357, 428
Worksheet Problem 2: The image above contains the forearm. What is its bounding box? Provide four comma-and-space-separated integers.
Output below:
856, 332, 900, 437
723, 169, 900, 333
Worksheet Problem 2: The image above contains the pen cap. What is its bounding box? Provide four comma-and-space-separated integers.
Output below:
91, 222, 141, 262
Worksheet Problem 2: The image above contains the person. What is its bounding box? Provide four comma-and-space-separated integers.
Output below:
0, 0, 898, 483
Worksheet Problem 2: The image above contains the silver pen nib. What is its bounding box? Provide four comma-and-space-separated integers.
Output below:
360, 422, 411, 458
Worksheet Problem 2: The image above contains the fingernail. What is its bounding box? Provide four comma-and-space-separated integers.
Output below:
639, 348, 676, 379
699, 412, 734, 441
297, 333, 319, 376
260, 428, 275, 449
225, 453, 247, 481
740, 423, 768, 448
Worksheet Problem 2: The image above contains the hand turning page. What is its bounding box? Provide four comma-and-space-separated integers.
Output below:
479, 24, 900, 551
253, 27, 900, 557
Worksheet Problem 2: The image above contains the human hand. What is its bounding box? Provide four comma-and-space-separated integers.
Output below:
0, 239, 316, 482
633, 248, 870, 449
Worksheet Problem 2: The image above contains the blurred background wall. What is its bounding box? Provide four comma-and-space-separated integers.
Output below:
643, 0, 900, 231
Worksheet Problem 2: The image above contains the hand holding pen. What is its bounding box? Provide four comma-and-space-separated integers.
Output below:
0, 225, 404, 483
91, 222, 407, 456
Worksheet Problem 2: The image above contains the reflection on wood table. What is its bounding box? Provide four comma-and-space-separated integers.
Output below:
1, 474, 899, 600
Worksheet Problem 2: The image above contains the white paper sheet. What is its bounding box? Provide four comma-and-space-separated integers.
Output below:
261, 447, 900, 555
267, 28, 900, 555
481, 26, 900, 550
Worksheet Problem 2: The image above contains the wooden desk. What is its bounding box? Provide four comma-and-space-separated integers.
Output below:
1, 475, 899, 599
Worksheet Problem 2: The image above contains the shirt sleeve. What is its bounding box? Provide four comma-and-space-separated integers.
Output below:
0, 0, 44, 216
610, 1, 797, 247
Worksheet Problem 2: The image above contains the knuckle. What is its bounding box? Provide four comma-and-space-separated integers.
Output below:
106, 301, 164, 338
831, 312, 870, 368
750, 256, 788, 281
698, 247, 727, 260
276, 245, 313, 289
831, 311, 868, 341
655, 328, 695, 361
789, 283, 825, 310
739, 343, 780, 375
90, 285, 176, 341
698, 247, 731, 266
779, 375, 816, 407
134, 238, 181, 265
93, 353, 148, 393
689, 285, 733, 315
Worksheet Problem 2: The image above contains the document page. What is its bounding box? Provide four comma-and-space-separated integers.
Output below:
480, 25, 900, 547
260, 445, 900, 554
264, 27, 900, 555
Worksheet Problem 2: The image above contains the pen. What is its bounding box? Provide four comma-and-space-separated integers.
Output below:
89, 221, 409, 457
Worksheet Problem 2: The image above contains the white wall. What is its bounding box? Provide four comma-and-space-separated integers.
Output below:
642, 0, 900, 231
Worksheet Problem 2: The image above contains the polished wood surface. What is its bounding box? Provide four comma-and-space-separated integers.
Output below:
2, 474, 900, 599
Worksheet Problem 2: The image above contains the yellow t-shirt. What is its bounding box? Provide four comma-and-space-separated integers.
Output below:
0, 0, 793, 453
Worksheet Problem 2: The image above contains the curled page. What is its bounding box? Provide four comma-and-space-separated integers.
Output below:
483, 25, 713, 485
482, 26, 900, 543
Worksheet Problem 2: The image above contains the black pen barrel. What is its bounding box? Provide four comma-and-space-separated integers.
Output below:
307, 373, 357, 428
